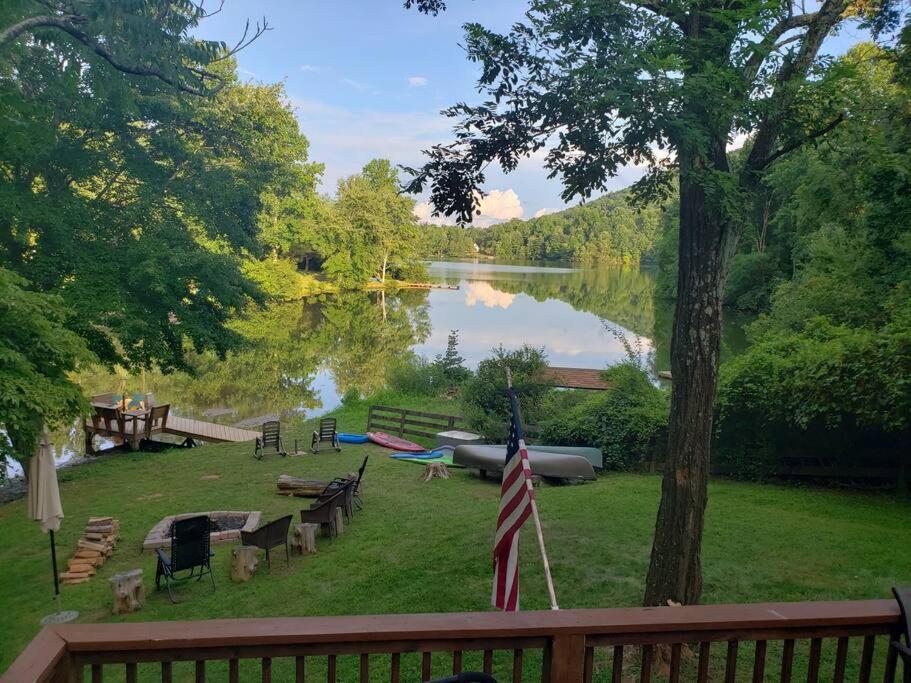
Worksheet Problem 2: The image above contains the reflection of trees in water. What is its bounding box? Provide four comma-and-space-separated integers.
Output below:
320, 290, 431, 395
75, 290, 431, 423
486, 267, 659, 338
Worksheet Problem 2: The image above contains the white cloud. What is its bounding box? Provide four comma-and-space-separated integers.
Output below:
414, 202, 439, 224
414, 189, 525, 227
475, 189, 523, 223
300, 64, 321, 72
533, 207, 555, 218
407, 76, 428, 87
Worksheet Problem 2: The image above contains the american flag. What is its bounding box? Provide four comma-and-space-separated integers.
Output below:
491, 386, 536, 611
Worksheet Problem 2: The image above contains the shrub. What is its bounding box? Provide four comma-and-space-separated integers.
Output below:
538, 364, 669, 470
241, 257, 323, 301
715, 316, 911, 478
386, 353, 440, 396
461, 345, 550, 441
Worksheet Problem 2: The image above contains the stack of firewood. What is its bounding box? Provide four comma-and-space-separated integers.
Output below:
58, 516, 120, 586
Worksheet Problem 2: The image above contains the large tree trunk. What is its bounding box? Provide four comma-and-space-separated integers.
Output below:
644, 144, 736, 607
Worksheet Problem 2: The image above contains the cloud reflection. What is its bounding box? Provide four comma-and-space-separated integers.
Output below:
465, 282, 517, 309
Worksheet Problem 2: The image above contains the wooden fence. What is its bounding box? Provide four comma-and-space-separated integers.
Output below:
367, 405, 464, 440
3, 599, 904, 682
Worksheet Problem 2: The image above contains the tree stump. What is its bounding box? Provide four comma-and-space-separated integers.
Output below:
109, 569, 144, 615
292, 523, 318, 555
420, 462, 450, 481
334, 506, 345, 535
231, 545, 259, 583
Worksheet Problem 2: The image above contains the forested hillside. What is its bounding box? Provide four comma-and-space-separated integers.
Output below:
419, 190, 665, 264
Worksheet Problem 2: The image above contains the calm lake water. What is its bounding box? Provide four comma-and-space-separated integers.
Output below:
11, 260, 752, 476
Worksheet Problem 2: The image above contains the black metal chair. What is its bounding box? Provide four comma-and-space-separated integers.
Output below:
893, 586, 911, 683
329, 456, 368, 511
311, 417, 340, 453
240, 515, 293, 566
254, 420, 285, 459
300, 488, 346, 539
155, 515, 215, 603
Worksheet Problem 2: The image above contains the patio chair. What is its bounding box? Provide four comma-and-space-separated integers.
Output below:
254, 420, 286, 460
154, 515, 215, 603
311, 417, 340, 453
240, 514, 293, 567
142, 404, 170, 440
316, 479, 355, 523
893, 586, 911, 683
329, 456, 368, 511
300, 488, 346, 538
91, 406, 125, 438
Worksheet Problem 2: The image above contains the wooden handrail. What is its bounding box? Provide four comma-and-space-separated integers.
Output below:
3, 599, 902, 682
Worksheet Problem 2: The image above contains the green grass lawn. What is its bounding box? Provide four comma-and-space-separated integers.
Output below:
2, 400, 910, 679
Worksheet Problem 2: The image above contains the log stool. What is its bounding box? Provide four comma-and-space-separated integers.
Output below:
291, 523, 318, 555
334, 506, 345, 535
109, 569, 144, 615
231, 545, 259, 583
420, 462, 450, 481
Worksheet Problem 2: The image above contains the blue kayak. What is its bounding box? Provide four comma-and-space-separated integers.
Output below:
338, 433, 369, 444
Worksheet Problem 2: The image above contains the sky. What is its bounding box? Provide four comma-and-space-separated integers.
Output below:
194, 1, 873, 226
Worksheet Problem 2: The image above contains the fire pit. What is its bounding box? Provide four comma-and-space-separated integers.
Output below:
143, 511, 261, 552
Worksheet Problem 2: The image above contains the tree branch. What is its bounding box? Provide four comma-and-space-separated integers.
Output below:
0, 14, 83, 48
753, 112, 845, 169
741, 11, 819, 84
629, 0, 687, 31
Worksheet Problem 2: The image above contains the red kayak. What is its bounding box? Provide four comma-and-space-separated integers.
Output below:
366, 431, 426, 452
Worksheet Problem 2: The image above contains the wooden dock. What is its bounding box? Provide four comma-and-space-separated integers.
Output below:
161, 416, 260, 444
85, 413, 260, 453
542, 366, 612, 390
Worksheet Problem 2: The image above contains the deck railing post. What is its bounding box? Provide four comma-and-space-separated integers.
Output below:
545, 634, 586, 682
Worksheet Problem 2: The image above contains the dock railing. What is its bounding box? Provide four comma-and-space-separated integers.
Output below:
3, 599, 903, 682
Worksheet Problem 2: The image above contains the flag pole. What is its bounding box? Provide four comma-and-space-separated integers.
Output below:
506, 369, 559, 610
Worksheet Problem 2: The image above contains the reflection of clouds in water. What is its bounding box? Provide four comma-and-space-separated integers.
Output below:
465, 282, 516, 309
419, 295, 655, 369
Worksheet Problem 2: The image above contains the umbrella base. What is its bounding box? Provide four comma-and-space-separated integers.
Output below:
41, 610, 79, 625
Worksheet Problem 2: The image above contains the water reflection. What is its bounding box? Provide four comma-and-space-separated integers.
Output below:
35, 260, 752, 469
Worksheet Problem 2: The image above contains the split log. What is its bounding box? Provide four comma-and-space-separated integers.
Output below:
61, 577, 90, 585
73, 549, 102, 559
77, 539, 106, 552
88, 516, 113, 525
85, 524, 113, 534
276, 474, 331, 497
291, 523, 318, 555
67, 561, 96, 574
84, 532, 105, 541
231, 546, 259, 583
333, 507, 344, 535
109, 569, 144, 615
420, 462, 450, 481
59, 571, 90, 580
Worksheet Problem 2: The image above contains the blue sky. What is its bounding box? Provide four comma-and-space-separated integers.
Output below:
195, 1, 873, 224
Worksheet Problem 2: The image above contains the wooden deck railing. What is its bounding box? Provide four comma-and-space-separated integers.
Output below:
3, 599, 903, 682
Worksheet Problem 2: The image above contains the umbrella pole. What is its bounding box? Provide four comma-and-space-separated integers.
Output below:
50, 530, 59, 597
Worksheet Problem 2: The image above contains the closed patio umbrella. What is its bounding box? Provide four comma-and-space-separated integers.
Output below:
28, 430, 63, 596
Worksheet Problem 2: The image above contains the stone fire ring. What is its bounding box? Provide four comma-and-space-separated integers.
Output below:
143, 511, 262, 552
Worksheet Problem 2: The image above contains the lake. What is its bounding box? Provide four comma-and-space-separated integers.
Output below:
13, 260, 752, 475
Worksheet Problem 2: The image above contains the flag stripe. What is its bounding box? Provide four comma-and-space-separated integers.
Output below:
492, 387, 535, 611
